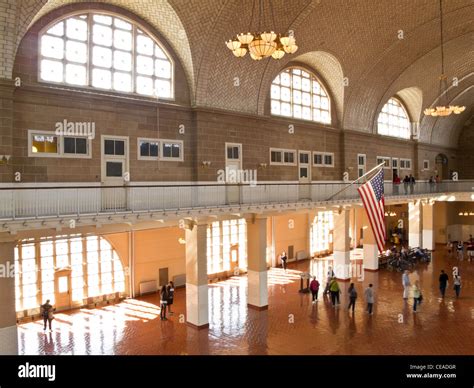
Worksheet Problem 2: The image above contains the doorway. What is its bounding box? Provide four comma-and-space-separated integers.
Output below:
391, 158, 399, 181
225, 143, 242, 204
299, 151, 311, 200
54, 270, 71, 311
101, 136, 129, 210
435, 153, 449, 180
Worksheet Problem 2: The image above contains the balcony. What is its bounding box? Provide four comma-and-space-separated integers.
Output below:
0, 181, 472, 221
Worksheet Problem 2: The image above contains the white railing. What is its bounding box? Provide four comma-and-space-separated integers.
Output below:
0, 181, 472, 220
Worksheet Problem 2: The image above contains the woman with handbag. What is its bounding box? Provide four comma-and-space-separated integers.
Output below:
40, 300, 55, 331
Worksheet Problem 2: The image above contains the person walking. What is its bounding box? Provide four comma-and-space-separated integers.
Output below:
453, 275, 462, 298
309, 276, 320, 304
439, 270, 449, 298
402, 270, 410, 300
412, 281, 422, 313
40, 300, 55, 332
329, 277, 341, 307
160, 285, 169, 320
347, 283, 357, 313
280, 251, 288, 272
456, 241, 464, 260
324, 266, 334, 295
167, 281, 175, 315
364, 284, 375, 315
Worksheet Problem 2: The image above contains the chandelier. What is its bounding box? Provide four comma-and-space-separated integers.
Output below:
225, 0, 298, 61
424, 0, 465, 117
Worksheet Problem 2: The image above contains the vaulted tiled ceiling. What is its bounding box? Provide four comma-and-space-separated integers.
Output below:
2, 0, 473, 147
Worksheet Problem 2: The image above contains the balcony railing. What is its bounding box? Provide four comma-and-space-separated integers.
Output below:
0, 181, 472, 220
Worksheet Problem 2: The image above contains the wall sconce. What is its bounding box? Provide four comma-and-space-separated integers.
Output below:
178, 237, 186, 245
0, 155, 11, 165
201, 161, 212, 168
259, 163, 267, 169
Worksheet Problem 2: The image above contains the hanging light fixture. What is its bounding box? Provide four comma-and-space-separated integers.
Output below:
225, 0, 298, 61
424, 0, 466, 117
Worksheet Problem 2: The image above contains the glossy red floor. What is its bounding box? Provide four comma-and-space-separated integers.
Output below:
18, 246, 474, 355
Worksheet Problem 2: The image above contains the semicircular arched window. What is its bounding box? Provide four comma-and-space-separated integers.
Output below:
270, 68, 331, 124
39, 12, 173, 99
377, 98, 411, 139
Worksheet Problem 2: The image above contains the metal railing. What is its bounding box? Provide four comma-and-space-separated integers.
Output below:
0, 180, 472, 220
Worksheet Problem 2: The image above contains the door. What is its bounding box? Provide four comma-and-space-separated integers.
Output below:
54, 270, 71, 311
225, 143, 242, 204
230, 245, 239, 274
101, 136, 129, 210
391, 158, 399, 181
357, 154, 366, 178
299, 151, 311, 199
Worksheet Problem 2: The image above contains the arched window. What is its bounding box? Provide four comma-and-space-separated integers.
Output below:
15, 235, 126, 312
377, 98, 411, 139
39, 12, 173, 99
271, 68, 331, 124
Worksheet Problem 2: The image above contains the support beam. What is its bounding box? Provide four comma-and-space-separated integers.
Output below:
409, 201, 422, 248
185, 222, 209, 329
422, 202, 435, 250
247, 217, 268, 310
0, 240, 18, 355
362, 211, 378, 271
333, 209, 351, 280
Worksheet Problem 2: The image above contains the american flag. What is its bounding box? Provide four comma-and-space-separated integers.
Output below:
358, 168, 386, 253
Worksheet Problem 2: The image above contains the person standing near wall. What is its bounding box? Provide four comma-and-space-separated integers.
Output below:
167, 281, 175, 315
280, 251, 288, 272
40, 300, 55, 332
160, 286, 169, 321
364, 284, 375, 315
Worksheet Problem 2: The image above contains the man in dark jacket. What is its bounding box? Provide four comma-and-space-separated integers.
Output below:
439, 270, 449, 298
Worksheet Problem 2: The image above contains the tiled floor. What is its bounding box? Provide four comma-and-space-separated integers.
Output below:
18, 246, 474, 355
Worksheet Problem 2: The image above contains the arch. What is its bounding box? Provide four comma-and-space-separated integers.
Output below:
14, 234, 126, 313
15, 0, 196, 103
269, 66, 332, 124
395, 87, 423, 123
434, 153, 449, 180
37, 10, 175, 99
376, 97, 411, 139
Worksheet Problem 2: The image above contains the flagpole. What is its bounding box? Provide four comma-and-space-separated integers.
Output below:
326, 162, 386, 201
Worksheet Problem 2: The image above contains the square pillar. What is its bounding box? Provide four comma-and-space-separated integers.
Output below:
0, 80, 14, 183
0, 240, 18, 355
409, 201, 422, 248
247, 217, 268, 310
185, 223, 209, 329
333, 209, 351, 280
362, 210, 378, 271
422, 202, 435, 250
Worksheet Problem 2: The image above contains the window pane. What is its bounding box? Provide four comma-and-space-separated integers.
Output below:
93, 15, 112, 25
155, 59, 171, 79
66, 18, 88, 41
64, 137, 75, 154
137, 34, 154, 55
93, 24, 112, 46
40, 60, 63, 82
113, 72, 132, 92
113, 50, 132, 71
137, 55, 154, 75
114, 18, 132, 31
113, 30, 132, 51
92, 68, 112, 89
58, 276, 68, 293
115, 140, 125, 155
41, 35, 64, 59
46, 22, 64, 37
155, 79, 171, 98
92, 46, 112, 67
65, 40, 87, 63
136, 76, 154, 95
65, 64, 87, 85
32, 134, 58, 154
106, 162, 123, 177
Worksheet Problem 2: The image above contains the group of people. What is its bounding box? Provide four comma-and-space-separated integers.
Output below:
402, 268, 462, 313
392, 173, 416, 195
447, 236, 474, 261
159, 281, 175, 321
308, 267, 375, 315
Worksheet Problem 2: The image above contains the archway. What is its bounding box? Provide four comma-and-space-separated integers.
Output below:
435, 153, 449, 180
14, 235, 126, 316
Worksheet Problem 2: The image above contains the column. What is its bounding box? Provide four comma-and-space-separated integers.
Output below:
362, 211, 378, 271
0, 240, 18, 355
408, 201, 422, 248
333, 209, 351, 280
185, 222, 209, 329
247, 217, 268, 310
422, 202, 435, 250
